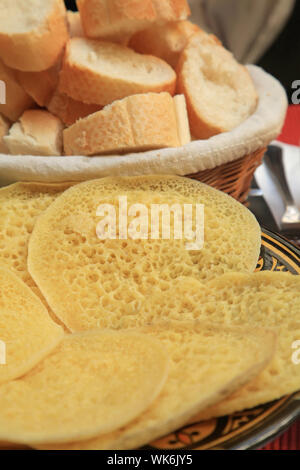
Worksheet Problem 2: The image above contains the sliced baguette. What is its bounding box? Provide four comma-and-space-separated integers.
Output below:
59, 38, 177, 106
63, 93, 190, 156
16, 59, 62, 108
67, 11, 84, 38
77, 0, 190, 42
48, 90, 103, 126
4, 110, 64, 156
173, 94, 191, 145
177, 31, 258, 139
0, 0, 69, 72
130, 20, 200, 69
0, 114, 9, 153
0, 60, 34, 121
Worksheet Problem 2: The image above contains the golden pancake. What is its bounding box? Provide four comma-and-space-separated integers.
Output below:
28, 176, 261, 331
0, 267, 63, 385
36, 321, 275, 449
0, 182, 73, 327
0, 329, 168, 445
138, 271, 300, 415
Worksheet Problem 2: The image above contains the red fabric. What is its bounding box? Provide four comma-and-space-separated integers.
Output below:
261, 105, 300, 450
262, 420, 300, 450
277, 105, 300, 146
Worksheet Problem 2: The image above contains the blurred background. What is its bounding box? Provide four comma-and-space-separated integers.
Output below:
65, 0, 300, 103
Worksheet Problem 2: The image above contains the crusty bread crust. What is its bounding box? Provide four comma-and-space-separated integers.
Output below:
48, 90, 102, 126
59, 38, 176, 106
16, 58, 62, 107
173, 94, 191, 146
152, 0, 191, 22
67, 11, 84, 38
77, 0, 190, 41
0, 60, 34, 121
4, 110, 64, 156
177, 31, 258, 139
0, 114, 9, 153
63, 93, 184, 156
129, 20, 200, 69
0, 0, 69, 72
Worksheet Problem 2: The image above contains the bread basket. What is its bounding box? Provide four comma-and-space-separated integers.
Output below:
0, 65, 287, 203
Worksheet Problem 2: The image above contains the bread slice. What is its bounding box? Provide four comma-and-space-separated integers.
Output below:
16, 59, 62, 108
129, 20, 200, 69
59, 38, 176, 106
48, 90, 102, 126
0, 0, 69, 72
0, 60, 34, 121
173, 94, 191, 145
63, 93, 190, 156
4, 110, 64, 156
177, 31, 258, 139
67, 11, 84, 38
0, 114, 9, 153
77, 0, 190, 42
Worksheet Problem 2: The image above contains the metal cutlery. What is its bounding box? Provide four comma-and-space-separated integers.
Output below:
263, 145, 300, 234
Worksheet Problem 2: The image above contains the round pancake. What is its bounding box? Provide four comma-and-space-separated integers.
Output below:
137, 271, 300, 416
0, 329, 169, 445
0, 182, 73, 302
0, 182, 74, 327
35, 321, 275, 450
0, 268, 64, 385
28, 176, 261, 331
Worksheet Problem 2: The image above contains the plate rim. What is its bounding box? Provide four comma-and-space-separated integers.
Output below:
215, 228, 300, 449
147, 228, 300, 451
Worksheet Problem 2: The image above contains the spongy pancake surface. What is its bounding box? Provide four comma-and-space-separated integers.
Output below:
28, 176, 261, 331
36, 321, 275, 450
138, 271, 300, 415
0, 268, 64, 385
0, 330, 169, 445
0, 182, 73, 307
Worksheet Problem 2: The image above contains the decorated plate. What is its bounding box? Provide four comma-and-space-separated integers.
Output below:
145, 228, 300, 451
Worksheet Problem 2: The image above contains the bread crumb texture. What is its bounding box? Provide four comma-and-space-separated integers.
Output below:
177, 31, 258, 138
59, 38, 176, 105
63, 93, 182, 155
77, 0, 190, 41
0, 0, 69, 71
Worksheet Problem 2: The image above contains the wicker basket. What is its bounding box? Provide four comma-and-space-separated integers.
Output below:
187, 147, 266, 204
0, 67, 286, 196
